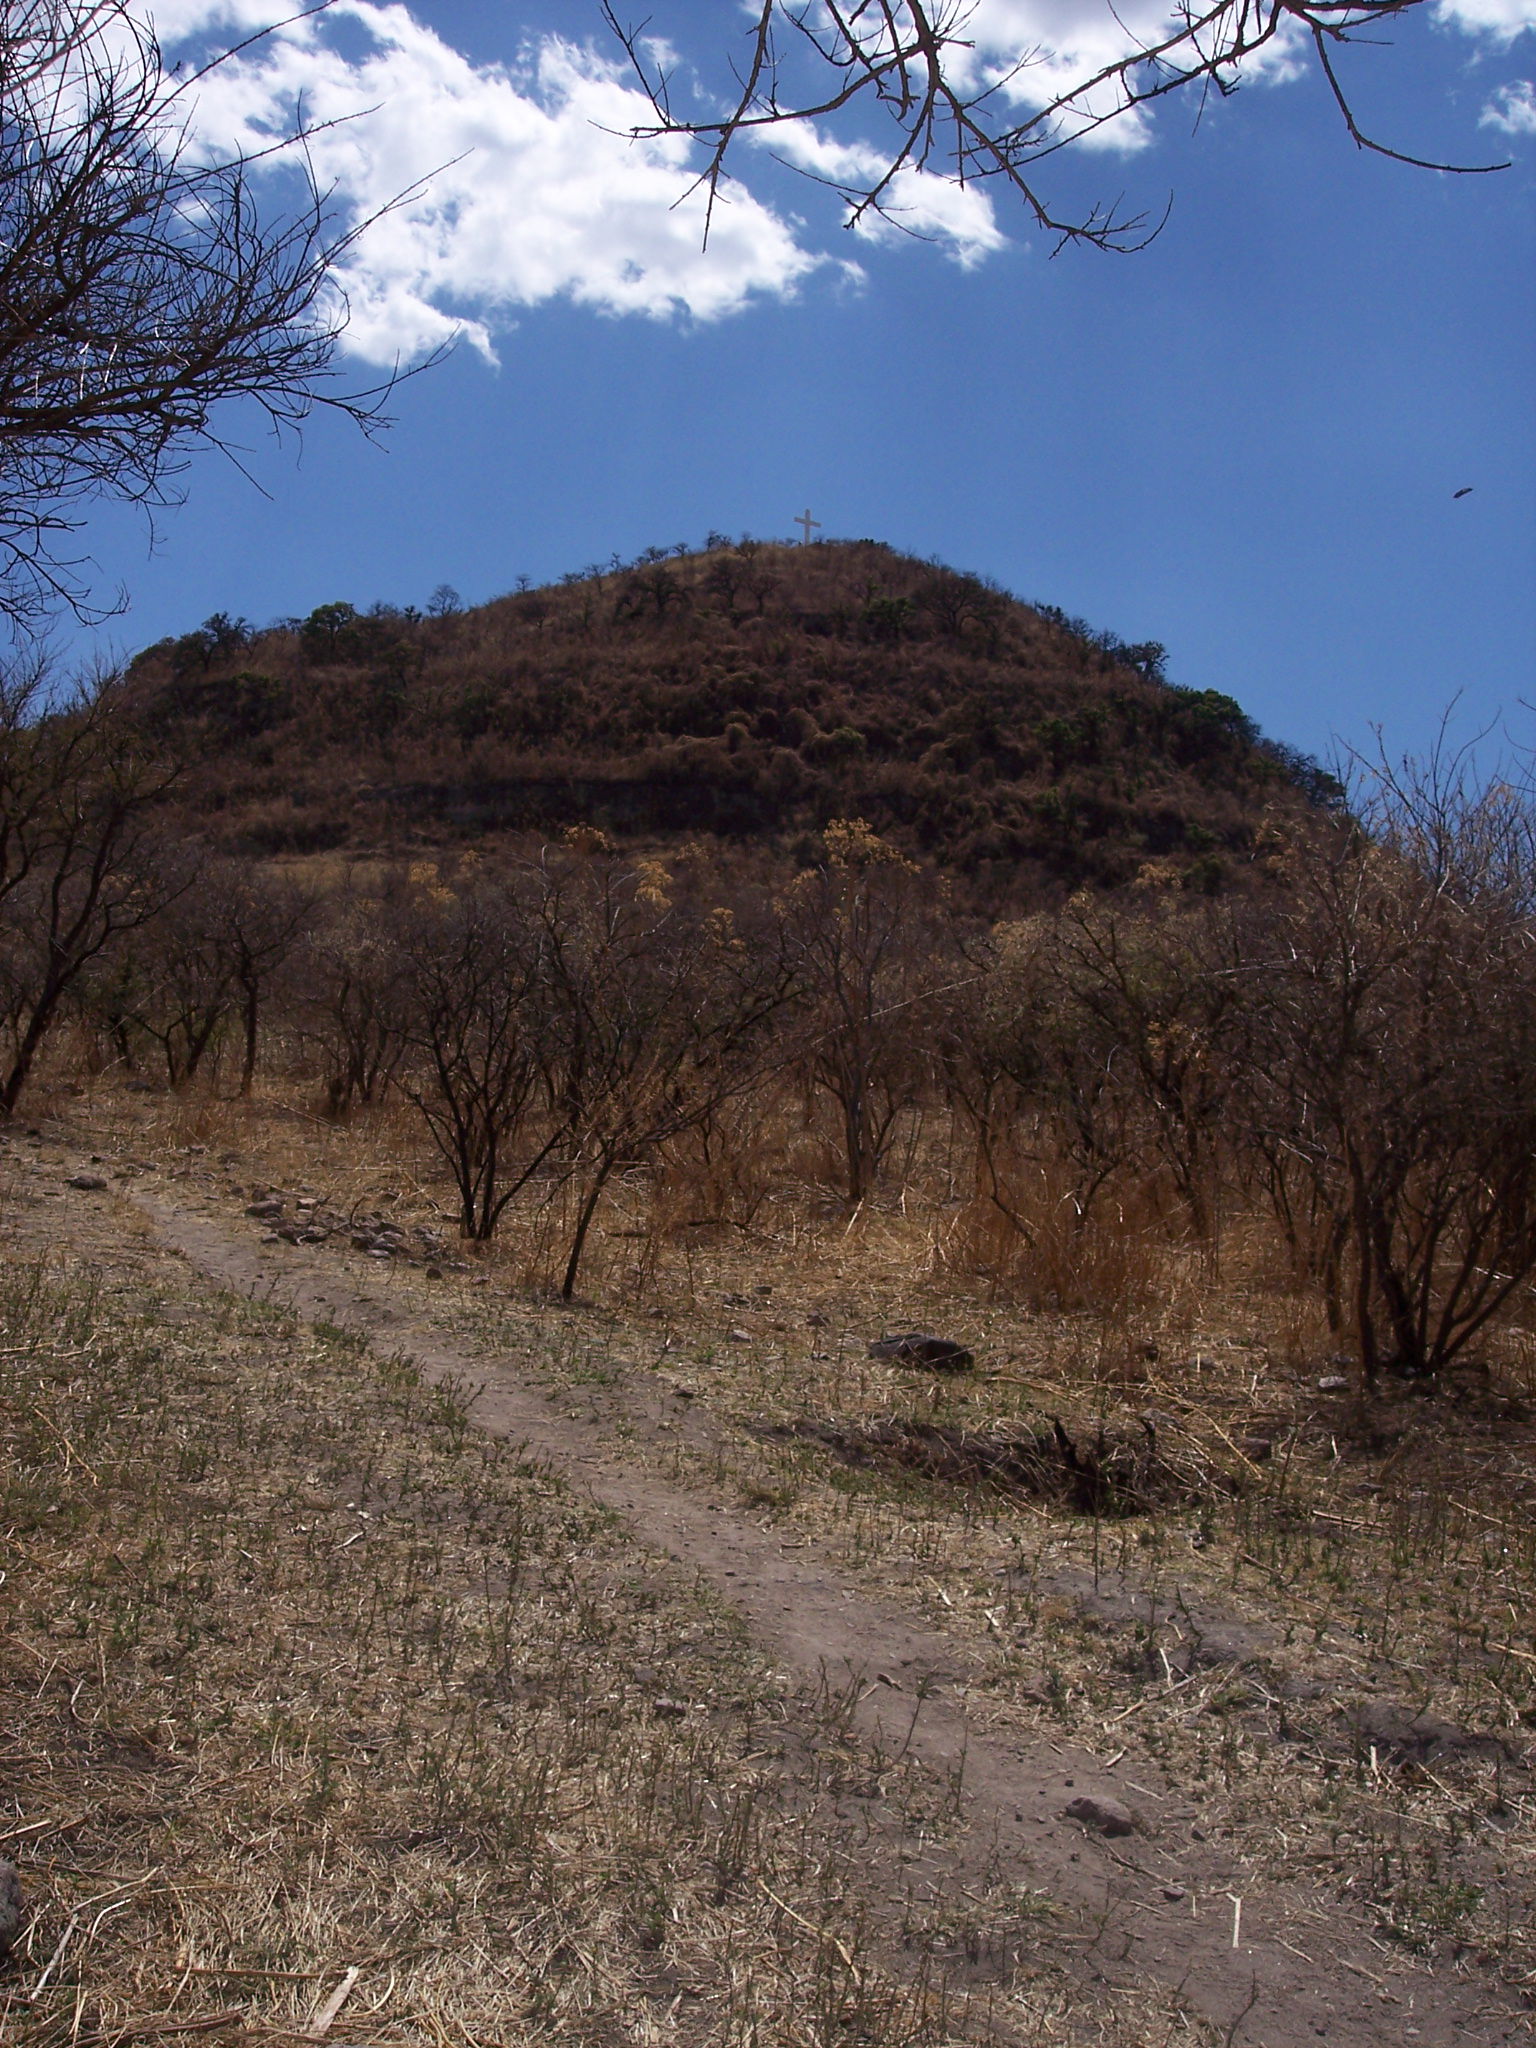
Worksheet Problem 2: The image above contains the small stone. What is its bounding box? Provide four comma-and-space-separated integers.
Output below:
425, 1264, 444, 1280
1063, 1794, 1136, 1837
368, 1247, 393, 1260
1317, 1375, 1351, 1393
0, 1857, 22, 1955
246, 1197, 284, 1218
67, 1172, 108, 1191
868, 1331, 974, 1372
1162, 1884, 1187, 1902
1238, 1436, 1273, 1461
806, 1311, 830, 1328
727, 1328, 752, 1344
652, 1697, 689, 1718
673, 1384, 696, 1400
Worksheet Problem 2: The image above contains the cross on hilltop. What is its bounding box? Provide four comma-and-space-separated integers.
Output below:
795, 507, 821, 545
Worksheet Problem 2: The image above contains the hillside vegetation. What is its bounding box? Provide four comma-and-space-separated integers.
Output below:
126, 538, 1336, 893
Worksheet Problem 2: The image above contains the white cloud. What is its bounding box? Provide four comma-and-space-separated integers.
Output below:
900, 0, 1309, 151
761, 124, 1006, 265
142, 0, 1536, 368
151, 5, 825, 365
1434, 0, 1536, 40
1482, 77, 1536, 130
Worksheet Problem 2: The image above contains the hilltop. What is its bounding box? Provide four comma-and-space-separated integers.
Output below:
126, 537, 1337, 894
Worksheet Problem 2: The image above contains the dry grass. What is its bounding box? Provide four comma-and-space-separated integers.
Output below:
0, 1182, 1260, 2048
13, 1072, 1536, 2029
0, 1247, 995, 2047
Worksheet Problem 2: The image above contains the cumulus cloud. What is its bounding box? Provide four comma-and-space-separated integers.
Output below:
1482, 77, 1536, 130
150, 4, 827, 364
142, 0, 1536, 367
906, 0, 1309, 150
1434, 0, 1536, 40
760, 124, 1005, 264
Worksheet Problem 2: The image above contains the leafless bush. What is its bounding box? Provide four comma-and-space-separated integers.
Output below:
0, 661, 177, 1112
1234, 799, 1536, 1381
294, 891, 411, 1118
782, 819, 961, 1207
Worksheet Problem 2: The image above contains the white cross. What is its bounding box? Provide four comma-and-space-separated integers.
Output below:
795, 507, 822, 545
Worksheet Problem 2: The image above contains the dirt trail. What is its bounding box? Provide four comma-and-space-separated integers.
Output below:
44, 1166, 1532, 2047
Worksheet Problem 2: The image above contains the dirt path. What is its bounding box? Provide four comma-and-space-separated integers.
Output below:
37, 1161, 1533, 2048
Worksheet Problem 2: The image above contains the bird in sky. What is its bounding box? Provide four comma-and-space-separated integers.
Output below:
1453, 486, 1474, 499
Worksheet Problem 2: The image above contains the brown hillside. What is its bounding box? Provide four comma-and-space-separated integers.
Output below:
126, 537, 1337, 894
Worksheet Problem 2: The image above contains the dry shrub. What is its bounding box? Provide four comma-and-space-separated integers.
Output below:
650, 1091, 799, 1236
939, 1152, 1178, 1318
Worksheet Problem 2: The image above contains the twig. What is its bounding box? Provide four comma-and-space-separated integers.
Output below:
29, 1910, 82, 2000
103, 2011, 246, 2041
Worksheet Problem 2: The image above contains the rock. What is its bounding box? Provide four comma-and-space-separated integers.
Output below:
1238, 1436, 1273, 1461
651, 1697, 689, 1718
1063, 1793, 1137, 1837
1317, 1374, 1351, 1393
246, 1197, 284, 1219
67, 1172, 108, 1191
0, 1857, 22, 1954
424, 1265, 445, 1281
727, 1328, 752, 1344
806, 1311, 829, 1328
868, 1331, 974, 1372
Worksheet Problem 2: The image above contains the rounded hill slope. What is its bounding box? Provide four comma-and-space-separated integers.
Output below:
128, 538, 1337, 894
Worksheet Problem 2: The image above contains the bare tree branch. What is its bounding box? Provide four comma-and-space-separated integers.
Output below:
603, 0, 1509, 251
0, 0, 437, 628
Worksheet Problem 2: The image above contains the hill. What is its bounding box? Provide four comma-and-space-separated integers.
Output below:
125, 537, 1338, 893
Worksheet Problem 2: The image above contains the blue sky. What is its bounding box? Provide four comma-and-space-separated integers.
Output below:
72, 1, 1536, 770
